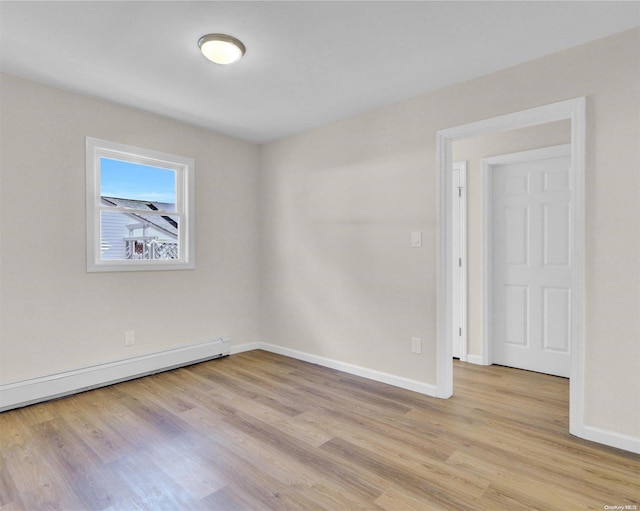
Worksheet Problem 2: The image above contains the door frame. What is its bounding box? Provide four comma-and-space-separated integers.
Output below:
452, 161, 467, 361
482, 143, 572, 368
435, 97, 586, 439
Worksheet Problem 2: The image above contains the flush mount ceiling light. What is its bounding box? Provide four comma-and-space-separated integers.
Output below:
198, 33, 246, 65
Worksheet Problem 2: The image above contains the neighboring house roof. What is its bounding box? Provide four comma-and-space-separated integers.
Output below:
101, 196, 178, 238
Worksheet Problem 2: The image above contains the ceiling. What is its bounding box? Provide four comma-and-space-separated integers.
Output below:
1, 1, 638, 144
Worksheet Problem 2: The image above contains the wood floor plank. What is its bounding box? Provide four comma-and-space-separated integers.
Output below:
220, 408, 385, 502
204, 414, 385, 510
144, 433, 226, 501
109, 450, 194, 510
129, 373, 198, 415
447, 449, 609, 510
85, 387, 182, 451
180, 377, 334, 448
319, 436, 483, 511
189, 360, 307, 417
307, 409, 490, 499
46, 394, 135, 465
173, 430, 331, 511
1, 442, 86, 510
0, 412, 32, 452
198, 484, 268, 511
1, 350, 639, 510
0, 454, 21, 509
7, 402, 56, 427
374, 486, 450, 511
29, 417, 129, 510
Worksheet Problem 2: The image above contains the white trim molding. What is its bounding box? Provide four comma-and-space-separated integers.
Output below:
436, 98, 587, 435
0, 337, 230, 412
465, 354, 486, 366
452, 161, 468, 362
581, 426, 640, 455
230, 342, 261, 355
258, 343, 438, 397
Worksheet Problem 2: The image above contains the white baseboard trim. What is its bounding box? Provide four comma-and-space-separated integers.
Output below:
465, 354, 486, 365
0, 337, 231, 412
230, 342, 261, 355
581, 425, 640, 454
257, 342, 438, 397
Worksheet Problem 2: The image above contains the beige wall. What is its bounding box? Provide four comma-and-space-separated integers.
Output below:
260, 29, 639, 437
452, 121, 572, 357
0, 74, 261, 382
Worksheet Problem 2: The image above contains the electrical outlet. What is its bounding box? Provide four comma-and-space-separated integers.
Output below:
411, 336, 421, 354
124, 330, 135, 346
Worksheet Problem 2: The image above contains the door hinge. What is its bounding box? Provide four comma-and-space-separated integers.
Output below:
459, 257, 462, 267
459, 327, 462, 336
458, 186, 462, 197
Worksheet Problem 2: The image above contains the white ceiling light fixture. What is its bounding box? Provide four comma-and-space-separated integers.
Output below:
198, 33, 246, 65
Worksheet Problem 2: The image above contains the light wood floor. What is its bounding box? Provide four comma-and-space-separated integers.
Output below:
1, 350, 638, 510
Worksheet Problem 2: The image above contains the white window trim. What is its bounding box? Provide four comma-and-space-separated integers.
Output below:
86, 137, 195, 272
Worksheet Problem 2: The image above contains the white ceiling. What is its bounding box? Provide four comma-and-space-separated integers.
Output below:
1, 1, 638, 143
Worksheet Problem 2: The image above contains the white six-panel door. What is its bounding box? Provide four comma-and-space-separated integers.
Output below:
490, 145, 572, 377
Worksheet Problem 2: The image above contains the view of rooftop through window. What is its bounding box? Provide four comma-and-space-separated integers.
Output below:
100, 157, 176, 208
99, 157, 180, 261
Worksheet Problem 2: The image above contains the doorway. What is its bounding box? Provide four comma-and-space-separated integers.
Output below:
435, 98, 586, 438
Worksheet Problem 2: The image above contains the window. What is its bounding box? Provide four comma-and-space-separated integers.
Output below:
86, 137, 194, 272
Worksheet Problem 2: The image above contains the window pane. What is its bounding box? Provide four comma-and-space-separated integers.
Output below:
100, 211, 179, 261
100, 157, 176, 212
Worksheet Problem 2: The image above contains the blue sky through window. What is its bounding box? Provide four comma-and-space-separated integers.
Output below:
100, 157, 176, 204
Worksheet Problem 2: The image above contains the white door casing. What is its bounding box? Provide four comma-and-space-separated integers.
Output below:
452, 162, 467, 360
435, 97, 585, 440
487, 145, 572, 378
